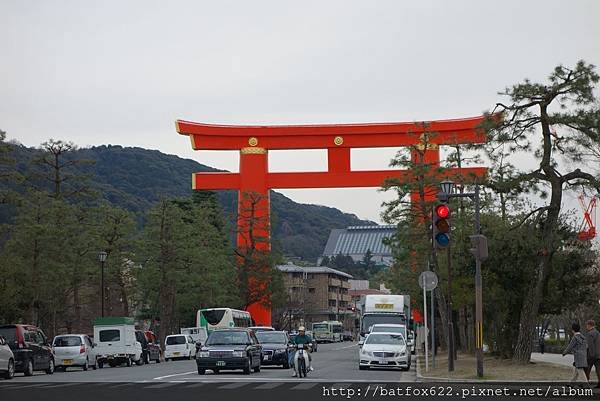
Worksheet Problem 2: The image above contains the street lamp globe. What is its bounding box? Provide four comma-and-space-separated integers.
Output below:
98, 251, 107, 262
440, 180, 456, 195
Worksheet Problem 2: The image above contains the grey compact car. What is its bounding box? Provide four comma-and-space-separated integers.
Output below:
0, 335, 15, 379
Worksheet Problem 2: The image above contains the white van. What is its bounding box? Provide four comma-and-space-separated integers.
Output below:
93, 317, 142, 368
164, 334, 196, 361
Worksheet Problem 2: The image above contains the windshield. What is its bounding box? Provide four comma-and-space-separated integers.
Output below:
361, 314, 406, 333
166, 336, 186, 345
206, 331, 249, 345
99, 330, 120, 342
371, 326, 405, 334
313, 324, 328, 332
256, 332, 287, 344
0, 327, 17, 344
365, 333, 405, 345
53, 336, 82, 347
201, 309, 226, 325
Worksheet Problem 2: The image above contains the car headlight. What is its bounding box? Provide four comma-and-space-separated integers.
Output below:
398, 351, 406, 357
198, 351, 209, 358
361, 349, 372, 357
232, 350, 245, 358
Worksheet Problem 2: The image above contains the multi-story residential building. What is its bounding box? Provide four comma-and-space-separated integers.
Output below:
274, 264, 353, 332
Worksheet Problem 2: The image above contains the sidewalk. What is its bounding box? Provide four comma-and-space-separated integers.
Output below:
530, 352, 573, 368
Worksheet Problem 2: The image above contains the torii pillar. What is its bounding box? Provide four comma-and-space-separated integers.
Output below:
176, 117, 488, 326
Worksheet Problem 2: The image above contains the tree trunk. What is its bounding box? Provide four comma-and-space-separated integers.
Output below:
466, 305, 475, 352
458, 306, 468, 352
513, 175, 562, 363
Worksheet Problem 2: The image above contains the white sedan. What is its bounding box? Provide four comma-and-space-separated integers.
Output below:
358, 332, 410, 371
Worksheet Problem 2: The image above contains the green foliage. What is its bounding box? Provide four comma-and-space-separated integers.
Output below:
5, 144, 369, 261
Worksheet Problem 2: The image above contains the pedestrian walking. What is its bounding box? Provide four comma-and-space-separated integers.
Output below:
562, 322, 590, 388
584, 319, 600, 388
538, 335, 545, 354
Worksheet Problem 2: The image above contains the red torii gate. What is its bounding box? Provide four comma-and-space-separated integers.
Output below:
176, 117, 487, 325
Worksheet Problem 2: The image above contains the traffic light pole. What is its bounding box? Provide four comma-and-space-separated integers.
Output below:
437, 183, 485, 378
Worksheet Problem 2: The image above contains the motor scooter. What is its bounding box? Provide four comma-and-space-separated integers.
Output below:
294, 343, 311, 378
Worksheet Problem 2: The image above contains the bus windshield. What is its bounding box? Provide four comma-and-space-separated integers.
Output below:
313, 324, 328, 332
201, 309, 226, 325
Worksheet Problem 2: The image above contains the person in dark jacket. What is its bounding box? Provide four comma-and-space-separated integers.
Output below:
538, 335, 545, 354
562, 322, 590, 387
584, 319, 600, 388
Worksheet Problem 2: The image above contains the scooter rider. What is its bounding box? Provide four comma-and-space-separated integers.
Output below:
292, 326, 314, 376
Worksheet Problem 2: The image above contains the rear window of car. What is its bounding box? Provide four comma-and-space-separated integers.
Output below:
99, 330, 120, 342
53, 336, 82, 347
0, 326, 17, 343
166, 336, 186, 345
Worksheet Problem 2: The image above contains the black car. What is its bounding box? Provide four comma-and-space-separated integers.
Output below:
196, 329, 262, 375
135, 330, 161, 364
0, 324, 55, 376
255, 330, 291, 368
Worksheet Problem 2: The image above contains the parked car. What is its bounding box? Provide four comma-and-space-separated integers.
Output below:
0, 324, 55, 375
196, 328, 262, 375
0, 335, 15, 379
359, 332, 410, 371
135, 330, 161, 364
164, 334, 196, 361
255, 330, 291, 368
52, 334, 97, 371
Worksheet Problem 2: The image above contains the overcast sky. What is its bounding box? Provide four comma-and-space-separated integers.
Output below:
2, 0, 599, 223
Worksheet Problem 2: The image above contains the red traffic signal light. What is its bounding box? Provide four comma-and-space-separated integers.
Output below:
433, 203, 451, 249
435, 204, 450, 219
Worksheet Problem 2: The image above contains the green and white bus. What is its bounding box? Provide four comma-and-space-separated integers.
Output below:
312, 320, 344, 342
196, 308, 252, 332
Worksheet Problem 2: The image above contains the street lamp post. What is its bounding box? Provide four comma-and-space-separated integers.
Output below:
98, 251, 107, 317
437, 181, 486, 378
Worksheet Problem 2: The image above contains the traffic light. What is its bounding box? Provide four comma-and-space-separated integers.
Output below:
433, 203, 451, 249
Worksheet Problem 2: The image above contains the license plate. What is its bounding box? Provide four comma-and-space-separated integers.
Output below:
216, 361, 225, 367
63, 359, 73, 365
174, 352, 180, 356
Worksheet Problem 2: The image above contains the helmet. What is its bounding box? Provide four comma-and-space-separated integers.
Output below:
298, 326, 306, 332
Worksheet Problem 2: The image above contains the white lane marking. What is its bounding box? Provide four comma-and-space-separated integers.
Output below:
152, 371, 197, 380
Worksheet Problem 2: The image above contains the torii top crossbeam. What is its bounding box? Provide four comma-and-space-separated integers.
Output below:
176, 116, 487, 191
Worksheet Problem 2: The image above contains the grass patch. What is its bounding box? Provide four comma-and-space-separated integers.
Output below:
419, 352, 572, 381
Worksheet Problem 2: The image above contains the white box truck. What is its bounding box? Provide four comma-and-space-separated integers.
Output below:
359, 294, 411, 344
93, 317, 142, 368
180, 327, 208, 344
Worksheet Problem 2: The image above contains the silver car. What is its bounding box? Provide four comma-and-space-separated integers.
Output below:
0, 335, 15, 379
52, 334, 97, 371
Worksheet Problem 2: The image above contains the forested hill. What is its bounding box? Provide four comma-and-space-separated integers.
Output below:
10, 144, 373, 261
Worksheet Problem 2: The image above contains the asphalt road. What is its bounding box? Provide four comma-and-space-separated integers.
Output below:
6, 341, 417, 383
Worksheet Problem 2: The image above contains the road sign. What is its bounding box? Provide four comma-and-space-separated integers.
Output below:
419, 271, 438, 291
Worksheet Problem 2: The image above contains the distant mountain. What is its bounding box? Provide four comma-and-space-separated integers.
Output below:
8, 144, 374, 261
